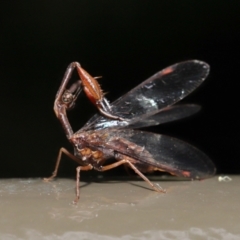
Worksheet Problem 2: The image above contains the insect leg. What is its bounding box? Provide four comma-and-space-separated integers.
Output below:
55, 62, 80, 107
124, 160, 166, 193
54, 62, 83, 139
75, 64, 127, 121
73, 164, 93, 204
97, 103, 126, 121
44, 147, 85, 182
100, 159, 166, 193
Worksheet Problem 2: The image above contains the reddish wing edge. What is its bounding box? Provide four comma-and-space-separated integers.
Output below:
83, 60, 209, 130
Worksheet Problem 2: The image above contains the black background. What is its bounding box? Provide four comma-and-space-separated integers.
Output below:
0, 1, 239, 178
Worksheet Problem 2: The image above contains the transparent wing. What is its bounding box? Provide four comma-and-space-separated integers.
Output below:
124, 104, 201, 128
82, 60, 209, 131
83, 104, 201, 130
98, 128, 215, 179
110, 60, 209, 119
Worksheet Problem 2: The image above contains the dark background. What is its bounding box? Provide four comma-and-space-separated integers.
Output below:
0, 1, 239, 178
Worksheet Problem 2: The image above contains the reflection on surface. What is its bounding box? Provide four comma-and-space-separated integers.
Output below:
0, 177, 239, 238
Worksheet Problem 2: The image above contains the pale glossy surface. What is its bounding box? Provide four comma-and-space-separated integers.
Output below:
0, 176, 239, 239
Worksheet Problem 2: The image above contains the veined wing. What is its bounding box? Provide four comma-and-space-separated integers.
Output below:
128, 104, 201, 128
83, 60, 208, 131
110, 60, 209, 119
95, 128, 215, 179
87, 104, 201, 130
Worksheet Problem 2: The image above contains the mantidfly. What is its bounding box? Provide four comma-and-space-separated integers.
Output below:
44, 61, 216, 203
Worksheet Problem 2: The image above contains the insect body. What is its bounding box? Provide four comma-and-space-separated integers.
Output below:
45, 60, 216, 203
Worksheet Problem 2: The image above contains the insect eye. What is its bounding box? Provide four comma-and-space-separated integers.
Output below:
62, 90, 73, 104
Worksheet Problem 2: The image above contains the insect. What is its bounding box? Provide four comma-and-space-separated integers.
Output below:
44, 60, 216, 203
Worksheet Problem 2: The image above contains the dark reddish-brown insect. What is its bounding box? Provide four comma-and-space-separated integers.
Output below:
44, 61, 215, 203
